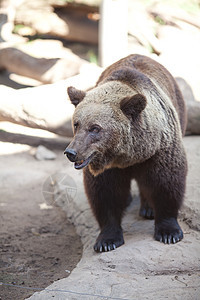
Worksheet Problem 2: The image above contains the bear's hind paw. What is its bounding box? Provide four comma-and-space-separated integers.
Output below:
139, 206, 154, 220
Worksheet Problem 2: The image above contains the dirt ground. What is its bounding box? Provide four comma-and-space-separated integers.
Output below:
0, 34, 95, 299
0, 143, 83, 300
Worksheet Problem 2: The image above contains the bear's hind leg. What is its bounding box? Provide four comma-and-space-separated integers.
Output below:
139, 188, 154, 220
84, 167, 131, 252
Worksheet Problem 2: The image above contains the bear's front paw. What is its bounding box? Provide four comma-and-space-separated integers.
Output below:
154, 218, 183, 244
94, 227, 124, 252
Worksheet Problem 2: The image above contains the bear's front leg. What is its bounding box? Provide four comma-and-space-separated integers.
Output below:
94, 222, 124, 252
83, 167, 131, 252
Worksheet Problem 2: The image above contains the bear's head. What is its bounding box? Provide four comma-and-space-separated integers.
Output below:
64, 80, 147, 176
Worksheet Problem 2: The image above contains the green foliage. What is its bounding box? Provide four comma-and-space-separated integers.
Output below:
142, 0, 200, 14
179, 0, 200, 14
13, 24, 25, 34
154, 15, 165, 25
87, 50, 98, 64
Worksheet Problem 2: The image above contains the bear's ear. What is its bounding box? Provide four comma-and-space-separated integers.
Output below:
120, 94, 147, 120
67, 86, 86, 107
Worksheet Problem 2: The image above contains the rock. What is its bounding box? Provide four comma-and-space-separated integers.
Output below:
35, 145, 57, 160
176, 77, 196, 104
176, 77, 200, 135
182, 136, 200, 230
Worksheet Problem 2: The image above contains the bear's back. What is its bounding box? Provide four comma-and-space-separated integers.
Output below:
97, 55, 187, 135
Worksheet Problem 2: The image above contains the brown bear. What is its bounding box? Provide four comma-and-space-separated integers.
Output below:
64, 54, 187, 252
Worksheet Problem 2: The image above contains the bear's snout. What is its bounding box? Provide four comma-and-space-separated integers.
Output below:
64, 148, 77, 162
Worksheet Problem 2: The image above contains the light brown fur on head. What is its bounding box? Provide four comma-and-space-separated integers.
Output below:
67, 81, 145, 176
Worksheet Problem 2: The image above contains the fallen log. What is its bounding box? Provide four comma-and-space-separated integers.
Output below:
0, 47, 87, 84
128, 6, 162, 55
149, 6, 200, 30
0, 129, 70, 150
0, 69, 199, 137
0, 65, 102, 137
14, 0, 98, 44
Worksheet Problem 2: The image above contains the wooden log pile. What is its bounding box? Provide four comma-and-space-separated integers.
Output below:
0, 0, 200, 139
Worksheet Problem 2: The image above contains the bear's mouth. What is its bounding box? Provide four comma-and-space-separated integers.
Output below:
74, 154, 94, 170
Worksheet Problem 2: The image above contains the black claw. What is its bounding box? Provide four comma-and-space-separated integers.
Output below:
93, 226, 124, 253
93, 242, 118, 253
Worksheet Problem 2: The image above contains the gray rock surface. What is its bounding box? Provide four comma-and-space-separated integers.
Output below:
34, 145, 57, 160
28, 136, 200, 300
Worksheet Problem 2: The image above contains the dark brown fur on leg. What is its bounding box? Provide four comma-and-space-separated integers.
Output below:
83, 167, 132, 252
139, 188, 154, 220
133, 149, 187, 244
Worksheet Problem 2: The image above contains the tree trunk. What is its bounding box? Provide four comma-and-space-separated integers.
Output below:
0, 70, 199, 137
99, 0, 128, 67
0, 47, 87, 83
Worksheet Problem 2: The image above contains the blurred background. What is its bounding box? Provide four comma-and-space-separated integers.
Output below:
0, 0, 200, 140
0, 1, 200, 299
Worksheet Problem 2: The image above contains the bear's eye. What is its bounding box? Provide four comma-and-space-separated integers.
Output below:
89, 125, 101, 134
74, 122, 79, 131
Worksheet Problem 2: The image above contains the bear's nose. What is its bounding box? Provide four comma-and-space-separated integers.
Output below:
64, 148, 77, 162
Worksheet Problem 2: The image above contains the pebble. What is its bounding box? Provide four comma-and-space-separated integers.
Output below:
35, 145, 57, 161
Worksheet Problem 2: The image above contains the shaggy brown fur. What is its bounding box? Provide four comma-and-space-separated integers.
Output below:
65, 54, 187, 252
